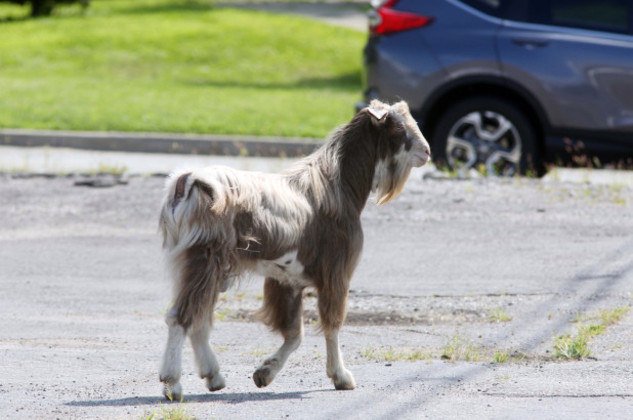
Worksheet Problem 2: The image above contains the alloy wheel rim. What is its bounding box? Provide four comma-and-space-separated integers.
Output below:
446, 111, 522, 176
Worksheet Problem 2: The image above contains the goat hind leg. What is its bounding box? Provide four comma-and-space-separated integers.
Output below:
159, 307, 186, 401
160, 243, 223, 399
189, 318, 225, 392
253, 278, 304, 388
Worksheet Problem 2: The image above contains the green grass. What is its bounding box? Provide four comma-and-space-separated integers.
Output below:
361, 345, 430, 362
578, 323, 605, 338
214, 308, 229, 321
553, 333, 590, 360
489, 307, 512, 323
441, 334, 480, 362
555, 306, 631, 360
0, 0, 364, 137
141, 403, 193, 420
572, 307, 631, 326
599, 307, 630, 326
491, 350, 508, 363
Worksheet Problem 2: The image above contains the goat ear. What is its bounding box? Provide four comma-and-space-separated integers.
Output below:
367, 107, 389, 125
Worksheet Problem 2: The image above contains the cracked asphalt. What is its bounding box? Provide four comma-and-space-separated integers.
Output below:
2, 164, 633, 418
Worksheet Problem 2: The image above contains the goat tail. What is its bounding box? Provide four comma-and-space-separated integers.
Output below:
159, 170, 227, 251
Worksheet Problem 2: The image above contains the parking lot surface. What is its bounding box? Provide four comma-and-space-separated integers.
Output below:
1, 168, 633, 418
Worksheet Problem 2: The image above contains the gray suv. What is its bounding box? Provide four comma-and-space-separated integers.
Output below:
359, 0, 633, 175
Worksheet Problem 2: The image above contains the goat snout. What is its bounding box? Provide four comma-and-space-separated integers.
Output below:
412, 146, 431, 167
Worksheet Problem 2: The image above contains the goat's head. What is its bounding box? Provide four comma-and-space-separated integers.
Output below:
365, 100, 431, 204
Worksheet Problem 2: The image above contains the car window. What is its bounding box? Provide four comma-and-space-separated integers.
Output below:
459, 0, 504, 18
460, 0, 631, 34
547, 0, 629, 33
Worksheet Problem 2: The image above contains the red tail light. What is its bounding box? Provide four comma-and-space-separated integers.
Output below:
370, 0, 434, 35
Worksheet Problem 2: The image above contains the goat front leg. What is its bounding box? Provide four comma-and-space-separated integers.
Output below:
189, 319, 225, 392
159, 307, 186, 401
325, 328, 355, 390
319, 288, 355, 390
253, 278, 304, 388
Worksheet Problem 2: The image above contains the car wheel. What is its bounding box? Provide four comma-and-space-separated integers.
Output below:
432, 96, 542, 176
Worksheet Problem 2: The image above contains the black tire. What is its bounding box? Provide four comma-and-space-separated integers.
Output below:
432, 96, 543, 176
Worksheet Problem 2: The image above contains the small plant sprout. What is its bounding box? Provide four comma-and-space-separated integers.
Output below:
571, 307, 631, 325
492, 351, 508, 363
578, 323, 605, 339
95, 163, 127, 175
599, 307, 630, 326
141, 402, 192, 420
571, 311, 589, 323
553, 334, 590, 360
555, 306, 630, 360
441, 334, 480, 362
361, 345, 430, 362
162, 383, 183, 404
489, 307, 512, 323
214, 308, 229, 321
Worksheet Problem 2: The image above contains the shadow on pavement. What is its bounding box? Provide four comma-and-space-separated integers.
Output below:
65, 389, 332, 407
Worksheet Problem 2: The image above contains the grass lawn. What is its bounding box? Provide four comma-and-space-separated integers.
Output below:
0, 0, 365, 138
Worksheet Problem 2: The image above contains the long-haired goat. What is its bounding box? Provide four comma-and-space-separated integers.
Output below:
158, 100, 431, 399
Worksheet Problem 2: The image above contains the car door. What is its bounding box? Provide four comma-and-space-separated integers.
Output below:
496, 0, 633, 136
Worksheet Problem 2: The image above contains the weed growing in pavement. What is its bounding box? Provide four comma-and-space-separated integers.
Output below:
489, 349, 526, 364
361, 345, 430, 362
572, 307, 630, 326
214, 308, 229, 322
571, 311, 590, 323
491, 351, 508, 363
441, 334, 480, 362
247, 347, 272, 357
553, 334, 590, 360
599, 307, 631, 325
141, 402, 192, 420
554, 306, 630, 360
475, 163, 488, 177
92, 164, 128, 175
219, 292, 248, 302
144, 385, 193, 420
578, 323, 605, 339
489, 307, 512, 323
607, 184, 628, 205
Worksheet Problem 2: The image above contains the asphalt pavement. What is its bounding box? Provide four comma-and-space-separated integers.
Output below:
1, 167, 633, 419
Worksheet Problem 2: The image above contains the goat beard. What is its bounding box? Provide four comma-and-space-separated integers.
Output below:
374, 164, 412, 205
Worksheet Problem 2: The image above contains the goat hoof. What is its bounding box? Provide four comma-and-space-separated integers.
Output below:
253, 366, 274, 388
162, 382, 183, 401
205, 373, 226, 392
332, 369, 356, 391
